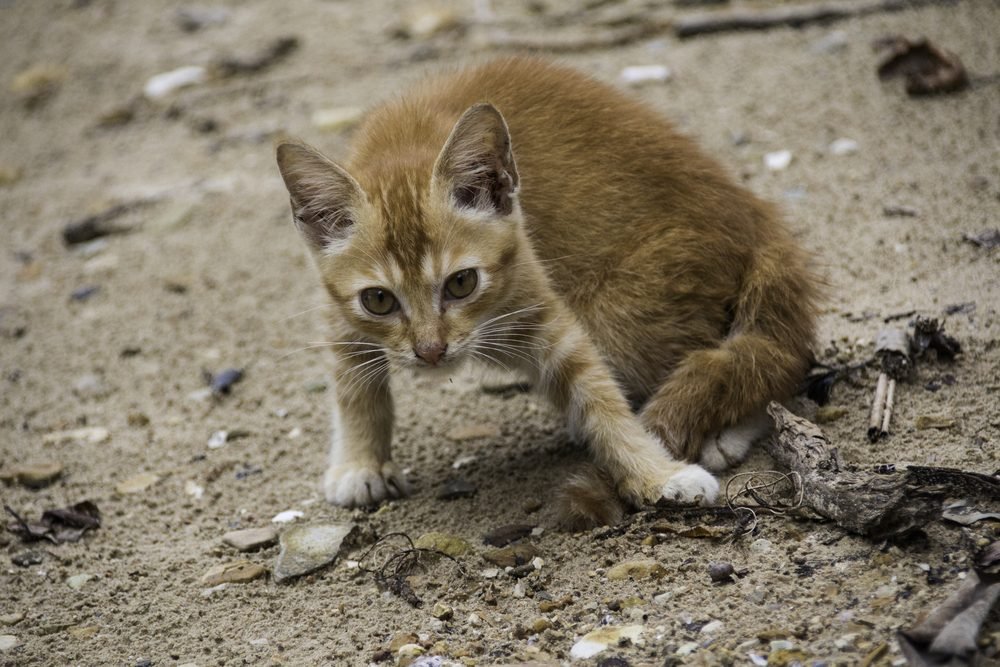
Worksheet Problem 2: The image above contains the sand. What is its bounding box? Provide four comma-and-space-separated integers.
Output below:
1, 0, 998, 665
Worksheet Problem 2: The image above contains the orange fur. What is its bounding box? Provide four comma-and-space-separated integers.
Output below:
275, 57, 820, 524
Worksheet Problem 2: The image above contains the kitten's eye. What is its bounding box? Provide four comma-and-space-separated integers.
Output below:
359, 288, 398, 316
445, 269, 478, 300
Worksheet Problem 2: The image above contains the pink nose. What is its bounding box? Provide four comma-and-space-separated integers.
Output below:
414, 342, 447, 365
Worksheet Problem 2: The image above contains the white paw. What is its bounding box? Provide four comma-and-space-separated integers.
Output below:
323, 460, 410, 507
660, 464, 719, 505
699, 413, 770, 472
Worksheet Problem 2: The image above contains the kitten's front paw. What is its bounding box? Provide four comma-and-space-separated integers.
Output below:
659, 464, 719, 505
323, 461, 411, 507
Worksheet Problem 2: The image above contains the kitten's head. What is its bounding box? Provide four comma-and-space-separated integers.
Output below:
276, 104, 525, 372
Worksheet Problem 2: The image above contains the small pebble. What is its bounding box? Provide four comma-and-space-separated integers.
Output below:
43, 427, 109, 445
184, 480, 204, 500
144, 65, 207, 99
115, 472, 160, 495
764, 150, 792, 171
829, 138, 859, 156
446, 423, 500, 441
814, 406, 849, 424
708, 561, 735, 583
701, 620, 723, 634
271, 510, 304, 524
208, 430, 228, 448
607, 558, 666, 581
570, 625, 644, 659
750, 538, 772, 554
0, 613, 24, 626
437, 476, 477, 500
915, 415, 956, 430
11, 551, 44, 567
0, 635, 19, 651
451, 454, 477, 469
200, 560, 266, 586
414, 532, 472, 557
0, 461, 63, 488
311, 107, 364, 133
620, 65, 671, 85
223, 526, 279, 552
432, 603, 453, 620
66, 573, 94, 590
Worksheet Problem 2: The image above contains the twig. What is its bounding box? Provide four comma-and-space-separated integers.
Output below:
868, 372, 889, 442
880, 378, 896, 438
674, 0, 956, 39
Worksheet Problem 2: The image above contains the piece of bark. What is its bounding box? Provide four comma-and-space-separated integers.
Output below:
673, 0, 949, 39
765, 403, 942, 537
898, 568, 1000, 664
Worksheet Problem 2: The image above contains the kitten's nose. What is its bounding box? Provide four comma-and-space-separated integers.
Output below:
414, 342, 448, 365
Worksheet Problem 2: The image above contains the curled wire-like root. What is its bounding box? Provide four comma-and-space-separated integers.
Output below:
724, 470, 804, 538
356, 532, 467, 608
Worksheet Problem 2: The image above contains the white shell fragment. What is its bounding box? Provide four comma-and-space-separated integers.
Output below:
829, 138, 859, 156
144, 66, 207, 100
310, 107, 364, 132
620, 65, 672, 85
764, 150, 793, 171
570, 625, 644, 659
271, 509, 304, 524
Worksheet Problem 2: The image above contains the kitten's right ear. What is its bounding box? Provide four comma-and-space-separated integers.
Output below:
276, 141, 363, 252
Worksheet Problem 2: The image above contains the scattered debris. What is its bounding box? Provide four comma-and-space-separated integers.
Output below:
570, 625, 643, 660
413, 532, 472, 557
62, 201, 151, 245
143, 65, 207, 99
5, 501, 101, 544
70, 285, 100, 302
898, 543, 1000, 664
437, 476, 477, 500
962, 228, 1000, 250
0, 461, 63, 488
174, 5, 230, 32
619, 65, 671, 85
674, 0, 944, 39
200, 560, 267, 586
446, 423, 500, 441
876, 36, 969, 96
882, 204, 920, 217
271, 510, 304, 524
10, 64, 67, 108
483, 543, 539, 568
765, 403, 937, 536
828, 138, 858, 156
357, 532, 467, 608
912, 316, 961, 361
482, 524, 534, 547
310, 106, 364, 133
204, 367, 244, 395
223, 526, 279, 552
764, 150, 792, 172
708, 562, 736, 583
607, 558, 667, 581
115, 472, 161, 495
211, 37, 299, 78
273, 522, 356, 582
915, 414, 956, 431
941, 501, 1000, 526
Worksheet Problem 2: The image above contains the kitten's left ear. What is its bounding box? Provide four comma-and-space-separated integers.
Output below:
433, 103, 519, 216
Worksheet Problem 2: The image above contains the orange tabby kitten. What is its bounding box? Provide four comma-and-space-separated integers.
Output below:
275, 57, 818, 525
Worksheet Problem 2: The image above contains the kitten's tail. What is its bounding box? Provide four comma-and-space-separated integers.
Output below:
642, 234, 820, 461
555, 463, 628, 531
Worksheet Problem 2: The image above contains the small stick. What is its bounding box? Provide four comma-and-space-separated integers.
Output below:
880, 378, 896, 438
868, 372, 888, 442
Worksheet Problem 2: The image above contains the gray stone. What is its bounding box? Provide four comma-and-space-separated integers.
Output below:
273, 522, 355, 583
223, 526, 279, 552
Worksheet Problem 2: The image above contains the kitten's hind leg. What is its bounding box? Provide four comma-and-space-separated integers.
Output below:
528, 304, 719, 515
698, 410, 771, 472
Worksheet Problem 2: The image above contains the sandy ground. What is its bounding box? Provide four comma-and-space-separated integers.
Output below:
2, 0, 999, 665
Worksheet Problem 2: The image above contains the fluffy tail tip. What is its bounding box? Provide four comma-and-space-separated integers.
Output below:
555, 464, 628, 531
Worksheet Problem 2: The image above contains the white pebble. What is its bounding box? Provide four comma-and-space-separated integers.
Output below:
271, 510, 304, 524
513, 581, 526, 598
531, 557, 544, 570
829, 138, 859, 156
620, 65, 672, 85
750, 538, 772, 554
764, 150, 792, 171
185, 480, 204, 500
144, 66, 207, 99
452, 454, 477, 469
311, 107, 364, 132
481, 568, 499, 578
208, 430, 228, 448
287, 427, 302, 439
700, 620, 723, 634
0, 635, 19, 651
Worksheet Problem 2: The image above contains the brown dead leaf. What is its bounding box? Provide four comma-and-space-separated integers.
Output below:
876, 36, 969, 96
5, 501, 101, 543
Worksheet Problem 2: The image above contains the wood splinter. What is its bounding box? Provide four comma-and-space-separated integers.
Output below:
869, 327, 910, 442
